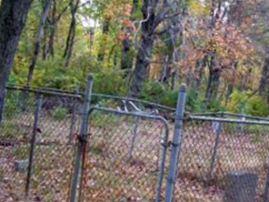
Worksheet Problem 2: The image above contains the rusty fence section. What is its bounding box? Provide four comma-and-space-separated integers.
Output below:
1, 78, 269, 202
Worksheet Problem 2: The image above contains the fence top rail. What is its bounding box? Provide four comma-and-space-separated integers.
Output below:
6, 85, 82, 99
192, 111, 269, 121
221, 112, 269, 121
90, 106, 169, 125
7, 85, 176, 112
91, 93, 176, 112
89, 106, 170, 142
188, 115, 269, 126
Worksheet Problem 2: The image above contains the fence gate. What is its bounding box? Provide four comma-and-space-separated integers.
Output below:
72, 106, 170, 202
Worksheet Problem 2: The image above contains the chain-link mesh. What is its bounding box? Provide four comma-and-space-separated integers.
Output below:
80, 109, 169, 201
0, 90, 36, 201
27, 94, 81, 201
174, 118, 269, 202
2, 87, 269, 202
0, 88, 83, 201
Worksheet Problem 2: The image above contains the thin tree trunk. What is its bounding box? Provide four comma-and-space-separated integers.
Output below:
192, 58, 205, 90
42, 21, 49, 60
204, 0, 221, 107
48, 22, 56, 58
120, 0, 138, 77
159, 55, 171, 84
132, 0, 138, 13
27, 0, 52, 86
121, 37, 133, 76
97, 19, 110, 61
47, 0, 57, 58
0, 0, 32, 122
63, 0, 80, 67
89, 27, 95, 54
225, 62, 238, 104
47, 0, 68, 58
225, 84, 234, 104
164, 0, 185, 86
63, 22, 76, 67
205, 53, 221, 106
259, 55, 269, 102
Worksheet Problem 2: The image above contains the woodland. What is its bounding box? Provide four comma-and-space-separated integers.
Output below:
1, 1, 269, 201
0, 0, 269, 116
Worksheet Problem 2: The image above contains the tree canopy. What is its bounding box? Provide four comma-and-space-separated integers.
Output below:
0, 0, 269, 116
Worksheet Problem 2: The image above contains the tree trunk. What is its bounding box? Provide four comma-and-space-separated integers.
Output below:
47, 0, 68, 58
204, 0, 221, 107
205, 53, 221, 106
42, 21, 49, 60
129, 35, 154, 97
48, 22, 56, 58
97, 19, 110, 61
63, 20, 76, 67
63, 0, 80, 67
192, 58, 205, 90
159, 55, 171, 85
121, 37, 133, 76
132, 0, 138, 14
259, 55, 269, 102
225, 62, 238, 105
129, 0, 156, 97
0, 0, 32, 122
88, 27, 95, 56
163, 0, 185, 86
120, 0, 139, 77
27, 0, 52, 86
47, 0, 57, 58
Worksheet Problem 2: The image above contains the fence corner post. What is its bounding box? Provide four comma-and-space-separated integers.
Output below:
70, 75, 93, 202
165, 84, 187, 202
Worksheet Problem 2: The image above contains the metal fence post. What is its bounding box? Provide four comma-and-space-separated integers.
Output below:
263, 165, 269, 202
165, 84, 187, 202
127, 117, 139, 161
70, 75, 93, 202
25, 93, 42, 197
209, 121, 222, 179
69, 88, 79, 144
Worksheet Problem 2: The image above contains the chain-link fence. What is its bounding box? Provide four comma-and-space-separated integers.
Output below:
78, 107, 169, 201
1, 78, 269, 202
174, 117, 269, 202
0, 81, 172, 201
0, 87, 82, 201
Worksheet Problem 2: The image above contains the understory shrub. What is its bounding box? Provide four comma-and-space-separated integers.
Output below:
185, 89, 204, 112
4, 91, 21, 118
207, 99, 226, 112
140, 83, 207, 111
227, 90, 269, 117
140, 81, 166, 103
92, 70, 127, 96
